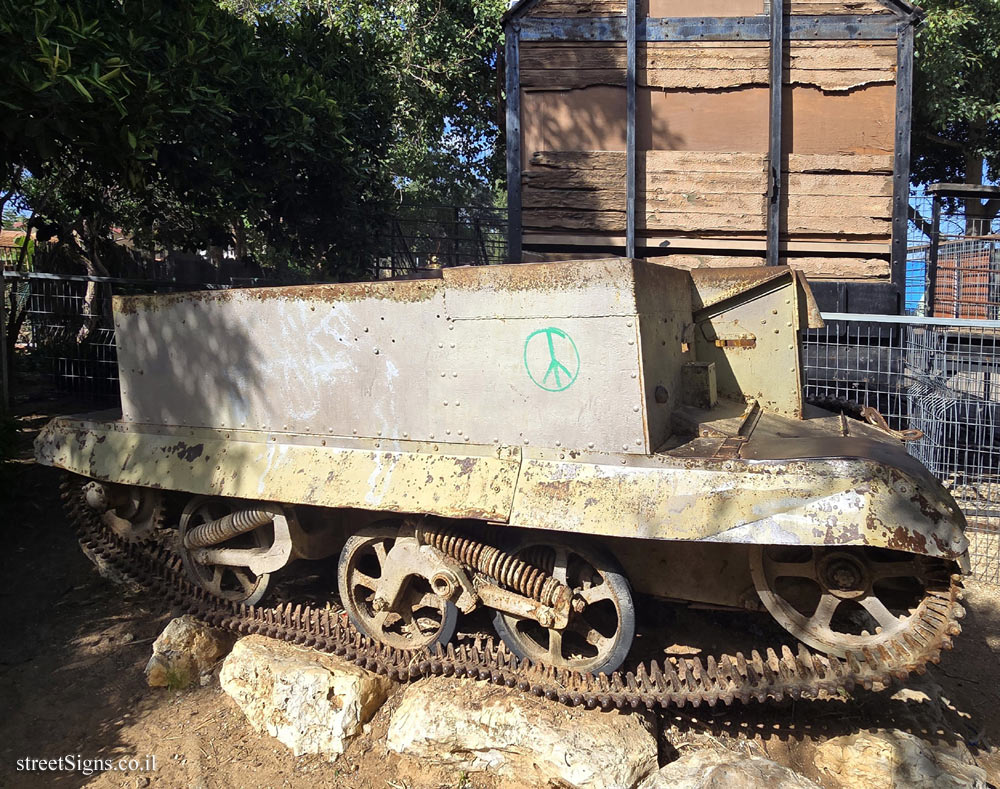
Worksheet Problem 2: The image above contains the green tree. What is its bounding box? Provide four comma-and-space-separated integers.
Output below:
0, 0, 395, 271
0, 0, 396, 396
911, 0, 1000, 226
221, 0, 507, 207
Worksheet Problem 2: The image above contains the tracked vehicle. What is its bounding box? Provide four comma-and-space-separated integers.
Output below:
37, 258, 969, 707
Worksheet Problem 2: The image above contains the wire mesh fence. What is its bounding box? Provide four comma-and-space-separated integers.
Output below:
2, 203, 508, 403
374, 204, 508, 277
804, 313, 1000, 583
3, 272, 219, 404
906, 188, 1000, 319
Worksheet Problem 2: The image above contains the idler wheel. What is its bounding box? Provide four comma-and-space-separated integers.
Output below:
82, 481, 165, 543
337, 526, 458, 651
492, 538, 635, 676
750, 545, 938, 658
178, 496, 271, 605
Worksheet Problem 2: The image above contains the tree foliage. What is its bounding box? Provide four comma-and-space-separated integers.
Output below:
912, 0, 1000, 189
0, 0, 395, 272
221, 0, 507, 206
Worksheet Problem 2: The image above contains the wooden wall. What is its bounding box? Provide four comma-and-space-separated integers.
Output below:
515, 0, 901, 281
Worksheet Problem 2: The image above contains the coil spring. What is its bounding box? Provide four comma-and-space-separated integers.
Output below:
184, 509, 274, 549
416, 524, 566, 608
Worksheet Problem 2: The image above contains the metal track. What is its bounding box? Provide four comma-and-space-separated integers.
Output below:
62, 479, 967, 710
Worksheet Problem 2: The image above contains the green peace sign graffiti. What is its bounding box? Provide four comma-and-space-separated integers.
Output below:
523, 327, 580, 392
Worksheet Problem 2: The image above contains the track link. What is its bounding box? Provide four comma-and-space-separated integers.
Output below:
61, 478, 967, 710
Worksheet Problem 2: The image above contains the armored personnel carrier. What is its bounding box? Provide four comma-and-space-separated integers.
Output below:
37, 258, 968, 708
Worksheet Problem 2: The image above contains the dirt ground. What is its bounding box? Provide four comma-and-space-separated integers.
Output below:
2, 396, 999, 789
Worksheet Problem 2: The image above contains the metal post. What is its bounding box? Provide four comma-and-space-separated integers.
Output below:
0, 277, 8, 413
625, 0, 636, 259
926, 192, 941, 318
766, 0, 784, 267
891, 22, 915, 307
505, 26, 523, 263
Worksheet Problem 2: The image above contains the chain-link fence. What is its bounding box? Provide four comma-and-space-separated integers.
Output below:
804, 312, 1000, 583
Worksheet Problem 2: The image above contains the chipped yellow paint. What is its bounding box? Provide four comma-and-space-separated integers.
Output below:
35, 414, 968, 560
36, 417, 520, 522
508, 451, 968, 560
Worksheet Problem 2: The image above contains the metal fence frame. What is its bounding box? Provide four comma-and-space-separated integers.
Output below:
3, 271, 220, 405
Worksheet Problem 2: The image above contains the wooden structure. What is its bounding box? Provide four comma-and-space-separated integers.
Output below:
503, 0, 921, 312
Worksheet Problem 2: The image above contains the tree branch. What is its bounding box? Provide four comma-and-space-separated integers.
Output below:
922, 131, 966, 150
909, 204, 934, 240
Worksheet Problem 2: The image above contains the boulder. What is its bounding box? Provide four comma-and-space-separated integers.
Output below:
386, 676, 658, 789
219, 635, 392, 760
813, 729, 987, 789
145, 615, 234, 689
640, 749, 820, 789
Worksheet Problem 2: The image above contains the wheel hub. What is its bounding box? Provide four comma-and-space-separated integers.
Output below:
492, 539, 635, 676
750, 545, 933, 658
177, 496, 272, 605
818, 553, 868, 600
337, 526, 459, 651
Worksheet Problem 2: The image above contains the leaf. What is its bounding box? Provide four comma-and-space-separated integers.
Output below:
63, 74, 93, 101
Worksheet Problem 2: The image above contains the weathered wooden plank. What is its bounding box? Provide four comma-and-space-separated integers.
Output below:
787, 194, 892, 215
522, 84, 896, 155
527, 150, 894, 175
527, 0, 626, 17
521, 65, 892, 90
523, 208, 767, 231
652, 254, 889, 279
786, 172, 894, 195
529, 150, 767, 171
521, 40, 895, 90
523, 187, 889, 219
524, 167, 891, 196
518, 15, 900, 42
790, 0, 892, 14
790, 257, 889, 278
523, 210, 894, 235
522, 205, 890, 235
643, 0, 763, 16
523, 187, 767, 213
522, 230, 890, 252
788, 153, 894, 172
784, 214, 891, 234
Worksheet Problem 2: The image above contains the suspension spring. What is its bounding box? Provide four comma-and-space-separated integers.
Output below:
183, 509, 274, 549
415, 523, 567, 609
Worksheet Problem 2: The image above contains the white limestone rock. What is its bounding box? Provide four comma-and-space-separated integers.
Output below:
145, 615, 234, 689
219, 635, 392, 760
639, 749, 821, 789
386, 676, 658, 789
813, 729, 987, 789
